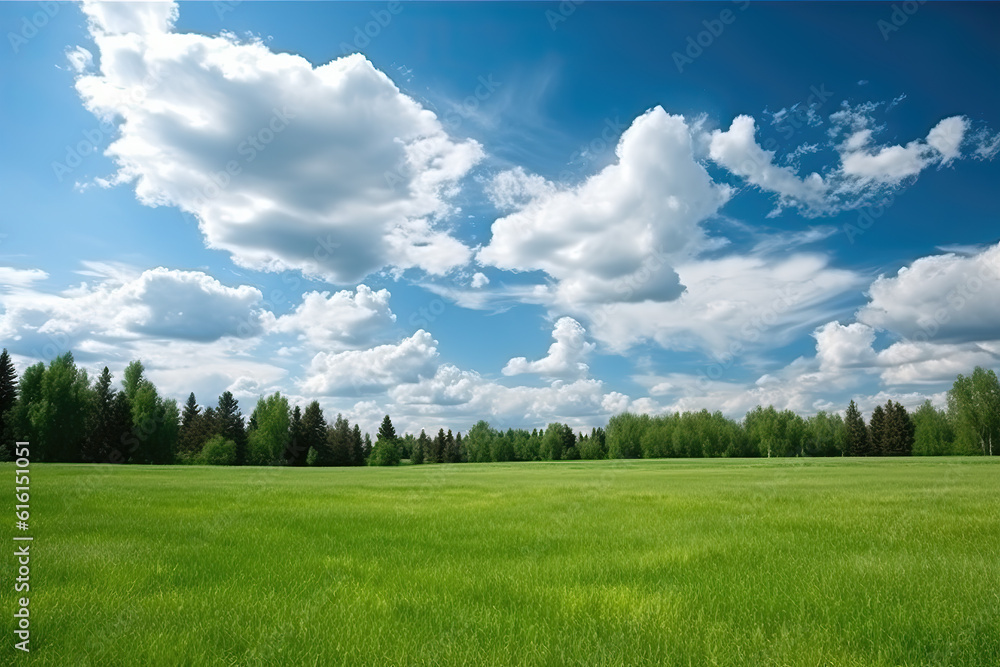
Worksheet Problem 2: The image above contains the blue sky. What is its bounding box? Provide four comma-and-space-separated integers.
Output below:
2, 1, 999, 435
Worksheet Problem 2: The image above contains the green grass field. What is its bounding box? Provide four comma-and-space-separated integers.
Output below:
4, 458, 999, 665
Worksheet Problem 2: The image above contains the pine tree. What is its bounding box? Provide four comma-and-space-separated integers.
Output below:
413, 429, 428, 464
844, 400, 868, 457
107, 390, 133, 464
216, 391, 247, 465
377, 414, 397, 444
326, 414, 352, 466
301, 401, 327, 465
287, 405, 306, 465
869, 404, 887, 456
178, 393, 202, 455
84, 367, 116, 462
883, 401, 915, 456
370, 415, 401, 466
0, 349, 17, 443
429, 428, 445, 463
363, 433, 372, 460
443, 429, 457, 463
350, 424, 365, 466
454, 432, 465, 462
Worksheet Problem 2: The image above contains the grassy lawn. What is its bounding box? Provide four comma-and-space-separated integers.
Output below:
4, 458, 999, 665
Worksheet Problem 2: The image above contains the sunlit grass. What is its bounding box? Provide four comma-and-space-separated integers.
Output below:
4, 458, 999, 665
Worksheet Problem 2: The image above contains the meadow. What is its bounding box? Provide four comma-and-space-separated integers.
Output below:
4, 457, 999, 665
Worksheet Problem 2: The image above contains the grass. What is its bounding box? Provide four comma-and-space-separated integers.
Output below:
4, 457, 999, 665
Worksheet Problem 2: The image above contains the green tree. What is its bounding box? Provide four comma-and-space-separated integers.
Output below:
247, 392, 290, 465
85, 367, 119, 462
177, 393, 202, 456
844, 400, 868, 457
912, 400, 954, 455
216, 391, 247, 465
541, 422, 567, 460
370, 415, 401, 466
0, 349, 17, 446
326, 413, 353, 466
869, 404, 887, 456
606, 412, 649, 459
882, 400, 914, 456
464, 420, 495, 463
199, 434, 237, 465
413, 429, 428, 464
948, 367, 1000, 455
33, 353, 91, 462
579, 427, 608, 459
287, 405, 306, 465
301, 401, 328, 465
351, 424, 365, 466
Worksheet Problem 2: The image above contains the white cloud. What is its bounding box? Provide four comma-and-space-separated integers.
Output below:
389, 364, 623, 431
502, 316, 594, 379
581, 252, 862, 355
301, 330, 439, 396
839, 115, 969, 183
75, 8, 483, 284
470, 272, 489, 289
82, 0, 178, 36
0, 267, 49, 289
266, 285, 395, 351
856, 242, 1000, 343
0, 267, 265, 347
813, 321, 877, 373
477, 106, 731, 307
709, 115, 828, 210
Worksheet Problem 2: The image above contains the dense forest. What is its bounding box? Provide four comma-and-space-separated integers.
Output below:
1, 349, 997, 465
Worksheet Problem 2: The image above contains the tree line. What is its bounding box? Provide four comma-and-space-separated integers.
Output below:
0, 349, 997, 465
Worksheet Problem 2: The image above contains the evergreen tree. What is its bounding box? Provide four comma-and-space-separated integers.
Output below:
301, 401, 328, 465
363, 433, 373, 460
428, 428, 445, 463
868, 404, 887, 456
326, 413, 353, 466
286, 405, 306, 465
844, 400, 868, 456
370, 415, 401, 466
84, 367, 117, 462
443, 429, 457, 463
413, 429, 428, 464
107, 390, 133, 463
883, 400, 915, 456
350, 424, 365, 466
216, 391, 247, 465
178, 393, 202, 456
0, 349, 17, 444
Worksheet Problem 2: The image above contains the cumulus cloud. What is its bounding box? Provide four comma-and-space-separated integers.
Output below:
477, 106, 731, 307
75, 2, 482, 284
582, 252, 862, 354
470, 272, 489, 289
502, 317, 594, 379
266, 285, 395, 351
0, 267, 265, 349
856, 243, 1000, 343
709, 115, 828, 211
390, 363, 625, 429
301, 330, 439, 396
813, 321, 877, 373
838, 115, 969, 184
